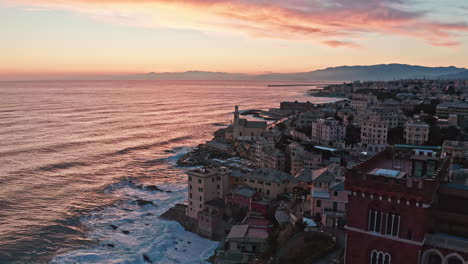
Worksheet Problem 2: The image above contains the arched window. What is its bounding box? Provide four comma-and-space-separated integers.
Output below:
445, 254, 465, 264
370, 250, 390, 264
371, 250, 378, 264
383, 253, 390, 264
422, 249, 443, 264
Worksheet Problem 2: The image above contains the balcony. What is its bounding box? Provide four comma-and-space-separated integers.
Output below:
425, 233, 468, 253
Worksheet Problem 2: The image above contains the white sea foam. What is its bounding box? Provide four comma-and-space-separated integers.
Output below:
50, 181, 218, 264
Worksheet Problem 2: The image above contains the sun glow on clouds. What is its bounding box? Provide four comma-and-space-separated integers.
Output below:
7, 0, 468, 48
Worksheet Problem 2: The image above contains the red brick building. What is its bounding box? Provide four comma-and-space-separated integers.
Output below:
344, 147, 468, 264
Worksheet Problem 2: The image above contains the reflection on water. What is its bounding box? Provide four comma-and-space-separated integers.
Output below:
0, 80, 336, 263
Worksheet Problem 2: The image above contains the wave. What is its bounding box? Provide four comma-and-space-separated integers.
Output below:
39, 162, 90, 172
115, 136, 192, 155
49, 177, 217, 264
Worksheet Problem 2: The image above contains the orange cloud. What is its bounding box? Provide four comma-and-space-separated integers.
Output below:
6, 0, 468, 47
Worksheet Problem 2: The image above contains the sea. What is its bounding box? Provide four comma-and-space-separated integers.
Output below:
0, 80, 337, 264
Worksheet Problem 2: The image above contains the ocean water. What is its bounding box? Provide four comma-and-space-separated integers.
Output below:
0, 80, 336, 264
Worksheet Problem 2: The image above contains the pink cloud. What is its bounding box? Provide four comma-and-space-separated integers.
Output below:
7, 0, 468, 48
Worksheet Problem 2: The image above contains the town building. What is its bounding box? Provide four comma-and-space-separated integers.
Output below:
280, 101, 315, 113
229, 168, 296, 200
311, 118, 346, 145
255, 144, 286, 172
404, 120, 430, 145
442, 140, 468, 159
360, 114, 388, 153
216, 224, 269, 264
187, 167, 230, 219
233, 106, 267, 141
350, 94, 379, 111
344, 147, 455, 264
225, 186, 268, 216
436, 102, 468, 118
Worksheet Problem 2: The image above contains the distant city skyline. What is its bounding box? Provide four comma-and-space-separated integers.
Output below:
1, 0, 468, 80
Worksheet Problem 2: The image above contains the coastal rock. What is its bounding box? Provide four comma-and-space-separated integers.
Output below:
176, 145, 232, 167
122, 230, 130, 234
110, 224, 118, 230
135, 199, 156, 206
145, 185, 162, 191
106, 244, 115, 248
143, 254, 153, 263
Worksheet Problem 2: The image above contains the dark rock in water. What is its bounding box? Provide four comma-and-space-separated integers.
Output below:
174, 241, 178, 244
122, 230, 130, 234
106, 244, 115, 248
144, 212, 154, 216
143, 254, 153, 263
135, 199, 156, 206
165, 190, 172, 193
110, 224, 118, 230
176, 145, 232, 167
187, 241, 191, 244
145, 185, 162, 191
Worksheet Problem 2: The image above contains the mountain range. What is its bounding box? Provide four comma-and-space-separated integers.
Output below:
107, 64, 468, 81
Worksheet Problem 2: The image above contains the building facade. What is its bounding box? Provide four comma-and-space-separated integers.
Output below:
360, 114, 388, 153
311, 118, 346, 145
187, 167, 230, 219
344, 147, 452, 264
404, 120, 430, 145
233, 106, 267, 141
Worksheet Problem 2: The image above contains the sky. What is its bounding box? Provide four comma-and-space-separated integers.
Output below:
1, 0, 468, 80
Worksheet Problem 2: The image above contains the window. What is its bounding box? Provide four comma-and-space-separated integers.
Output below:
199, 196, 202, 201
198, 179, 202, 184
316, 200, 321, 208
267, 190, 270, 195
190, 185, 192, 190
368, 210, 382, 232
189, 193, 192, 199
370, 251, 391, 264
189, 176, 192, 181
217, 184, 220, 190
384, 213, 400, 237
212, 178, 214, 182
334, 191, 338, 196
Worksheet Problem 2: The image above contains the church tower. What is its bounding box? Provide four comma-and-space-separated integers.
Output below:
233, 105, 240, 138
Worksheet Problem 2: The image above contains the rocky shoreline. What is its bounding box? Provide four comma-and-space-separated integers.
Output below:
176, 145, 232, 167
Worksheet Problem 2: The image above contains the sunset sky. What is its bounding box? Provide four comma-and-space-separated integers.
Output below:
1, 0, 468, 80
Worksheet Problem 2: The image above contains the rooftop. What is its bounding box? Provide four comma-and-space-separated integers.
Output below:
244, 168, 294, 183
239, 118, 267, 129
232, 186, 257, 197
369, 168, 405, 178
226, 224, 268, 241
311, 189, 331, 199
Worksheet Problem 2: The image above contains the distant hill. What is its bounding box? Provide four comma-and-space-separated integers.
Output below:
254, 64, 466, 81
106, 64, 466, 81
438, 69, 468, 80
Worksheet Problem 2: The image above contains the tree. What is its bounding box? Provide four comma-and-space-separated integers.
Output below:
345, 126, 361, 146
388, 126, 405, 145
